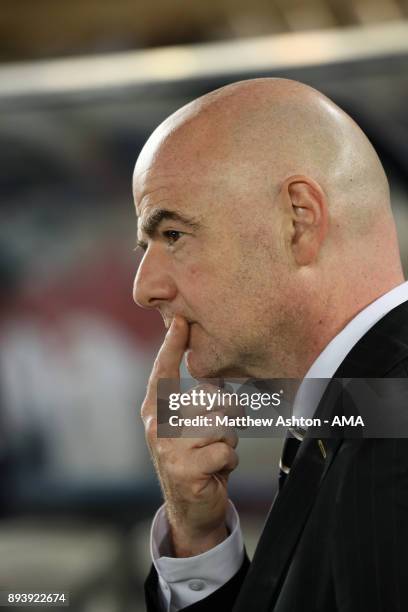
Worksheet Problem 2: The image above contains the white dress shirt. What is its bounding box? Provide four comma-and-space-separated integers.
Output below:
151, 280, 408, 611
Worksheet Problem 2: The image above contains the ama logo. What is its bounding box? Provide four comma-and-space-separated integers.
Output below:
331, 416, 365, 426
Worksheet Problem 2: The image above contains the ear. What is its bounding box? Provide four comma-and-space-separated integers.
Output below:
282, 175, 329, 266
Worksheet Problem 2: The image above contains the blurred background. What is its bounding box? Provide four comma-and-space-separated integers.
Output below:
1, 1, 408, 611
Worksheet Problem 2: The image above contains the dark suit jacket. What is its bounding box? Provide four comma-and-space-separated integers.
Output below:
145, 300, 408, 611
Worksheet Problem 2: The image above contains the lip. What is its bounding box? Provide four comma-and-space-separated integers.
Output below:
162, 314, 195, 330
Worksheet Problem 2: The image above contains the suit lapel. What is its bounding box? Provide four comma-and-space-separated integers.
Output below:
233, 382, 343, 612
233, 300, 408, 612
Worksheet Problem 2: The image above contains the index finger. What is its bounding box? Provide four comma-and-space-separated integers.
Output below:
142, 315, 189, 423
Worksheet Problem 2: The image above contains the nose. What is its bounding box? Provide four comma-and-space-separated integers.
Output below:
133, 247, 177, 309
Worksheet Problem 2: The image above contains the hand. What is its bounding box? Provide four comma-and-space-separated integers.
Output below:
141, 315, 239, 557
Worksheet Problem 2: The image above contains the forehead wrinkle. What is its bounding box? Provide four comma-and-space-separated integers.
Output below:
135, 186, 171, 216
133, 171, 180, 203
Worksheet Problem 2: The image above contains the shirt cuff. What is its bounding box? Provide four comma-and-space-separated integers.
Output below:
150, 500, 244, 612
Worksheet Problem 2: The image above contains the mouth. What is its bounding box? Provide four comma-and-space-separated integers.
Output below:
162, 314, 195, 331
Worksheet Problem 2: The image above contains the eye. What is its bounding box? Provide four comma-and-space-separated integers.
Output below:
162, 230, 184, 245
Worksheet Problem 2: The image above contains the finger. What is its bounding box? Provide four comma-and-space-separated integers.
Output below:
142, 316, 189, 424
153, 315, 189, 379
177, 383, 224, 419
192, 428, 239, 450
195, 442, 239, 476
195, 377, 225, 389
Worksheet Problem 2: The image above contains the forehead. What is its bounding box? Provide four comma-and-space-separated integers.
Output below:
132, 116, 264, 233
133, 108, 242, 205
133, 138, 239, 223
134, 167, 206, 223
134, 138, 200, 212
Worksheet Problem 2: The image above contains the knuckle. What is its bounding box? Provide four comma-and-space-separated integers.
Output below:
230, 450, 239, 470
217, 442, 231, 464
155, 439, 166, 456
227, 432, 239, 448
144, 417, 158, 440
141, 401, 150, 421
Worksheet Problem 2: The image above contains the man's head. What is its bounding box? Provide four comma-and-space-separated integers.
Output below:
133, 78, 404, 379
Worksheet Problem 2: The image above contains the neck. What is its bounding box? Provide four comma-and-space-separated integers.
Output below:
243, 272, 405, 380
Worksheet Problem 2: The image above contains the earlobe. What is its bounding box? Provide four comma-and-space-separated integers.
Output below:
284, 176, 328, 266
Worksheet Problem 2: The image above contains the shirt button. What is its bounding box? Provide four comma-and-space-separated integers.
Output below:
188, 579, 205, 591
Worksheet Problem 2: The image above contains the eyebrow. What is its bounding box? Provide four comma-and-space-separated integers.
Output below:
137, 208, 201, 242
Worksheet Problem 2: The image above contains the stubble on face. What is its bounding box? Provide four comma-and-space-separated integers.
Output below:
133, 103, 294, 379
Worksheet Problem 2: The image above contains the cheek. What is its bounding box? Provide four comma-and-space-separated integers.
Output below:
181, 257, 238, 316
179, 264, 213, 309
184, 260, 227, 291
181, 270, 226, 320
186, 263, 201, 278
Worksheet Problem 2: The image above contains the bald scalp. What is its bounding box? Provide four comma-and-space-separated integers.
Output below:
133, 78, 404, 378
134, 78, 402, 288
135, 78, 390, 229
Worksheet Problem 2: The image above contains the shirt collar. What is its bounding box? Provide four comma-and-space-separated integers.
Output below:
305, 280, 408, 379
292, 280, 408, 422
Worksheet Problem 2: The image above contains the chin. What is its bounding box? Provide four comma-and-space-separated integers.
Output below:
184, 347, 223, 379
184, 349, 213, 379
184, 348, 243, 380
184, 326, 219, 378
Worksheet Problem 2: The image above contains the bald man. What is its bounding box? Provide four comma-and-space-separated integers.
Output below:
133, 79, 408, 612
